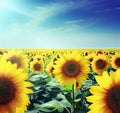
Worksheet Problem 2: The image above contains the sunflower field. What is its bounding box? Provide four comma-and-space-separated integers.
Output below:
0, 49, 120, 113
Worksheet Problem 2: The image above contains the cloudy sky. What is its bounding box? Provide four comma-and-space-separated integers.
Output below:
0, 0, 120, 48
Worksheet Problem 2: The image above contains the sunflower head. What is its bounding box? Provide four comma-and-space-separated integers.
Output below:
0, 59, 33, 113
45, 61, 55, 76
2, 50, 28, 71
105, 84, 120, 112
61, 59, 80, 77
111, 54, 120, 69
95, 59, 106, 69
96, 49, 104, 55
91, 54, 110, 75
7, 55, 22, 68
87, 69, 120, 113
0, 77, 16, 105
53, 52, 90, 89
30, 59, 44, 73
0, 51, 3, 55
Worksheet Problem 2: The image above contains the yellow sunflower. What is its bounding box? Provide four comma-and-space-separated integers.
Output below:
96, 49, 104, 55
45, 61, 55, 77
87, 69, 120, 113
111, 54, 120, 69
85, 53, 96, 62
30, 59, 44, 73
0, 59, 33, 113
33, 54, 45, 63
45, 53, 61, 77
91, 54, 110, 75
53, 52, 90, 89
2, 50, 28, 71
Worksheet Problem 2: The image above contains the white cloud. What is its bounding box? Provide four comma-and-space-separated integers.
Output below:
0, 0, 94, 36
5, 3, 71, 34
23, 1, 86, 28
64, 19, 86, 24
43, 20, 96, 34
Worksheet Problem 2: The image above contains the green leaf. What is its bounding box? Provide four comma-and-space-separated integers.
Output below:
64, 93, 73, 104
36, 100, 65, 112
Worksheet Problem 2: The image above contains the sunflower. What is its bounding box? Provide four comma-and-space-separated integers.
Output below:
2, 50, 28, 71
45, 53, 61, 77
45, 60, 55, 77
0, 59, 33, 113
111, 54, 120, 69
53, 52, 90, 89
30, 59, 44, 73
91, 54, 110, 75
96, 49, 104, 55
33, 54, 45, 63
85, 53, 96, 62
87, 69, 120, 113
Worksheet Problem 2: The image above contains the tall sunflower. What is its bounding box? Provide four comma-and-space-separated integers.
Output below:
87, 69, 120, 113
45, 61, 55, 76
2, 50, 28, 71
111, 54, 120, 69
91, 54, 110, 75
53, 52, 90, 89
0, 59, 33, 113
30, 59, 44, 73
45, 53, 61, 77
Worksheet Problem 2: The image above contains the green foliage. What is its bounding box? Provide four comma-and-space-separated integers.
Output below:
27, 72, 71, 113
26, 71, 97, 113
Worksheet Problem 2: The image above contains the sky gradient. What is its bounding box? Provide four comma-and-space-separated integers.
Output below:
0, 0, 120, 48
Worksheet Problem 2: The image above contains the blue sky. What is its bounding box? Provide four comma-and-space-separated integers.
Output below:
0, 0, 120, 48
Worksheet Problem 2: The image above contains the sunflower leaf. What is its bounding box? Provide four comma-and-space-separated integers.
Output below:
35, 100, 68, 112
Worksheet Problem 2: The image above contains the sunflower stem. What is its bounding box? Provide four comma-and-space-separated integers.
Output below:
72, 84, 75, 113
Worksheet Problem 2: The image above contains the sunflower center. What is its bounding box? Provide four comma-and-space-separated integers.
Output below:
0, 77, 16, 105
105, 85, 120, 113
7, 56, 21, 68
115, 58, 120, 67
0, 51, 3, 55
34, 63, 41, 71
95, 59, 106, 69
62, 60, 80, 77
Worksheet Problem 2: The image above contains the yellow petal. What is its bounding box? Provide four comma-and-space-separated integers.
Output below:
95, 71, 111, 88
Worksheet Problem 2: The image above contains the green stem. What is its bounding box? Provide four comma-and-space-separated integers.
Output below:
72, 84, 75, 113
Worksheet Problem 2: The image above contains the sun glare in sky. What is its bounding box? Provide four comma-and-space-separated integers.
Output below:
0, 0, 7, 8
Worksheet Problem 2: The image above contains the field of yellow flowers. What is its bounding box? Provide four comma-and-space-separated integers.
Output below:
0, 49, 120, 113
